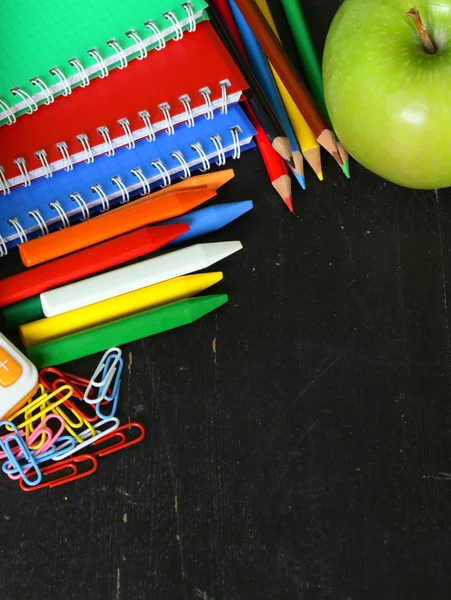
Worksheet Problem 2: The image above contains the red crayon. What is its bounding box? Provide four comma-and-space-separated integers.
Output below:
0, 223, 188, 308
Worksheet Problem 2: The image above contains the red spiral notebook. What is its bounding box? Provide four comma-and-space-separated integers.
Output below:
0, 20, 248, 191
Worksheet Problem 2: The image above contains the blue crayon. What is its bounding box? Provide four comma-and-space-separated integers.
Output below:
164, 201, 254, 245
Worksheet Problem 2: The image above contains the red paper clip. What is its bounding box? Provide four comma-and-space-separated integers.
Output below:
91, 423, 146, 458
19, 454, 98, 492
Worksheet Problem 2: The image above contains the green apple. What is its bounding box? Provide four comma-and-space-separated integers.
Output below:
323, 0, 451, 189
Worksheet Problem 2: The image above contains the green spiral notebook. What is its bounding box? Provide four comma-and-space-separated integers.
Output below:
0, 0, 208, 125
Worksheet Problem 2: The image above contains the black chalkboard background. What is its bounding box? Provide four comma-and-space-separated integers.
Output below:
1, 1, 451, 598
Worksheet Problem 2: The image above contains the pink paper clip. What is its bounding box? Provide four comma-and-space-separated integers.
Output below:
19, 454, 98, 492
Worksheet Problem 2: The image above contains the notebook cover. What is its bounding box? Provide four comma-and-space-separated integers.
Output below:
0, 0, 208, 123
0, 21, 249, 189
0, 104, 256, 252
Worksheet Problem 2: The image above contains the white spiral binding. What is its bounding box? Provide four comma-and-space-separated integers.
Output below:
183, 2, 196, 33
111, 176, 130, 204
88, 49, 109, 78
49, 68, 72, 96
145, 20, 166, 51
68, 58, 90, 87
151, 159, 171, 188
131, 167, 151, 195
49, 201, 70, 228
164, 11, 184, 40
8, 218, 28, 242
70, 193, 90, 220
220, 80, 231, 114
56, 142, 74, 171
118, 118, 135, 149
98, 126, 115, 156
11, 87, 38, 114
0, 236, 7, 257
179, 95, 195, 128
35, 150, 52, 178
159, 103, 175, 135
231, 126, 242, 160
126, 30, 148, 60
210, 134, 226, 166
171, 150, 191, 179
200, 88, 214, 120
190, 142, 210, 172
14, 158, 31, 187
0, 99, 16, 124
77, 134, 94, 163
29, 209, 49, 236
0, 166, 10, 195
91, 184, 110, 212
31, 78, 54, 105
139, 110, 156, 142
107, 40, 128, 69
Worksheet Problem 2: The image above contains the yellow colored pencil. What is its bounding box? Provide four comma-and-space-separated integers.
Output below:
254, 0, 323, 181
19, 272, 223, 347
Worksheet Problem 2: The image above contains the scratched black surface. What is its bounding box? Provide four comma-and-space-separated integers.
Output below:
1, 1, 451, 598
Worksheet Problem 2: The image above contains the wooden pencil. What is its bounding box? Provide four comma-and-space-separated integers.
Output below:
254, 0, 323, 180
208, 3, 293, 164
232, 0, 342, 166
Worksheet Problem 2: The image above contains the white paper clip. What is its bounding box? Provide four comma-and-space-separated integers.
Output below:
52, 417, 120, 461
84, 348, 122, 403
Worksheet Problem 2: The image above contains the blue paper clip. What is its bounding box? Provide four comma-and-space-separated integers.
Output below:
84, 348, 122, 403
2, 435, 78, 477
0, 433, 42, 487
95, 355, 123, 419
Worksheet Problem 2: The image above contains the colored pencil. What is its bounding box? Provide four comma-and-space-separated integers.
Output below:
210, 0, 294, 209
207, 4, 293, 164
40, 241, 242, 317
279, 0, 350, 178
27, 295, 229, 369
0, 224, 189, 308
231, 0, 342, 166
19, 188, 216, 267
254, 0, 323, 180
229, 0, 306, 189
20, 272, 224, 347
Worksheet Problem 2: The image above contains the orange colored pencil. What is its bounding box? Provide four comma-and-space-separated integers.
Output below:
232, 0, 342, 166
19, 189, 217, 267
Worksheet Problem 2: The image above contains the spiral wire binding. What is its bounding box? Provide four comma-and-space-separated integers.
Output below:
35, 150, 52, 178
1, 124, 245, 255
29, 209, 49, 236
0, 166, 10, 195
159, 103, 175, 136
56, 142, 74, 171
118, 118, 136, 149
1, 4, 200, 125
139, 110, 156, 142
200, 88, 214, 120
14, 158, 31, 187
77, 134, 94, 163
70, 193, 91, 220
30, 78, 54, 105
98, 126, 115, 156
179, 95, 195, 128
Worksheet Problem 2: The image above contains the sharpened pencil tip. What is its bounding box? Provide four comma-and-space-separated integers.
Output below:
333, 152, 344, 166
317, 171, 324, 182
284, 197, 294, 213
341, 161, 351, 179
293, 172, 306, 190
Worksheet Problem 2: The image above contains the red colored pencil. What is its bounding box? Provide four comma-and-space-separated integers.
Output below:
211, 0, 293, 212
0, 224, 188, 307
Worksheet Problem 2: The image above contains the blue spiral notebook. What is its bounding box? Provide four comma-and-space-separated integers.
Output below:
0, 103, 256, 254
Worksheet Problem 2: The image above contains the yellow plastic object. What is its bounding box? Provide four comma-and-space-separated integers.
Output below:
20, 272, 224, 347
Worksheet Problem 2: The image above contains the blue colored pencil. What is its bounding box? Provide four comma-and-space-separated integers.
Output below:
164, 200, 254, 245
228, 0, 306, 190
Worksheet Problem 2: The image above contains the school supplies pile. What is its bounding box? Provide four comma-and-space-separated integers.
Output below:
209, 0, 350, 210
0, 0, 258, 256
0, 348, 145, 492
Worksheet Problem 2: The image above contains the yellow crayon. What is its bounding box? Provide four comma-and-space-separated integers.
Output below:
20, 272, 223, 347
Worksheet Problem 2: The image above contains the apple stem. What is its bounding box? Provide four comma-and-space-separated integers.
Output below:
406, 7, 437, 54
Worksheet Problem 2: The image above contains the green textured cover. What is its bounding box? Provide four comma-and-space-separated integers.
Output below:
0, 0, 208, 121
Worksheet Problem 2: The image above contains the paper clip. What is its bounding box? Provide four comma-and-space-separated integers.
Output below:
9, 385, 74, 430
0, 432, 42, 486
91, 422, 145, 458
52, 417, 120, 461
95, 356, 123, 419
84, 348, 122, 403
19, 454, 98, 492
